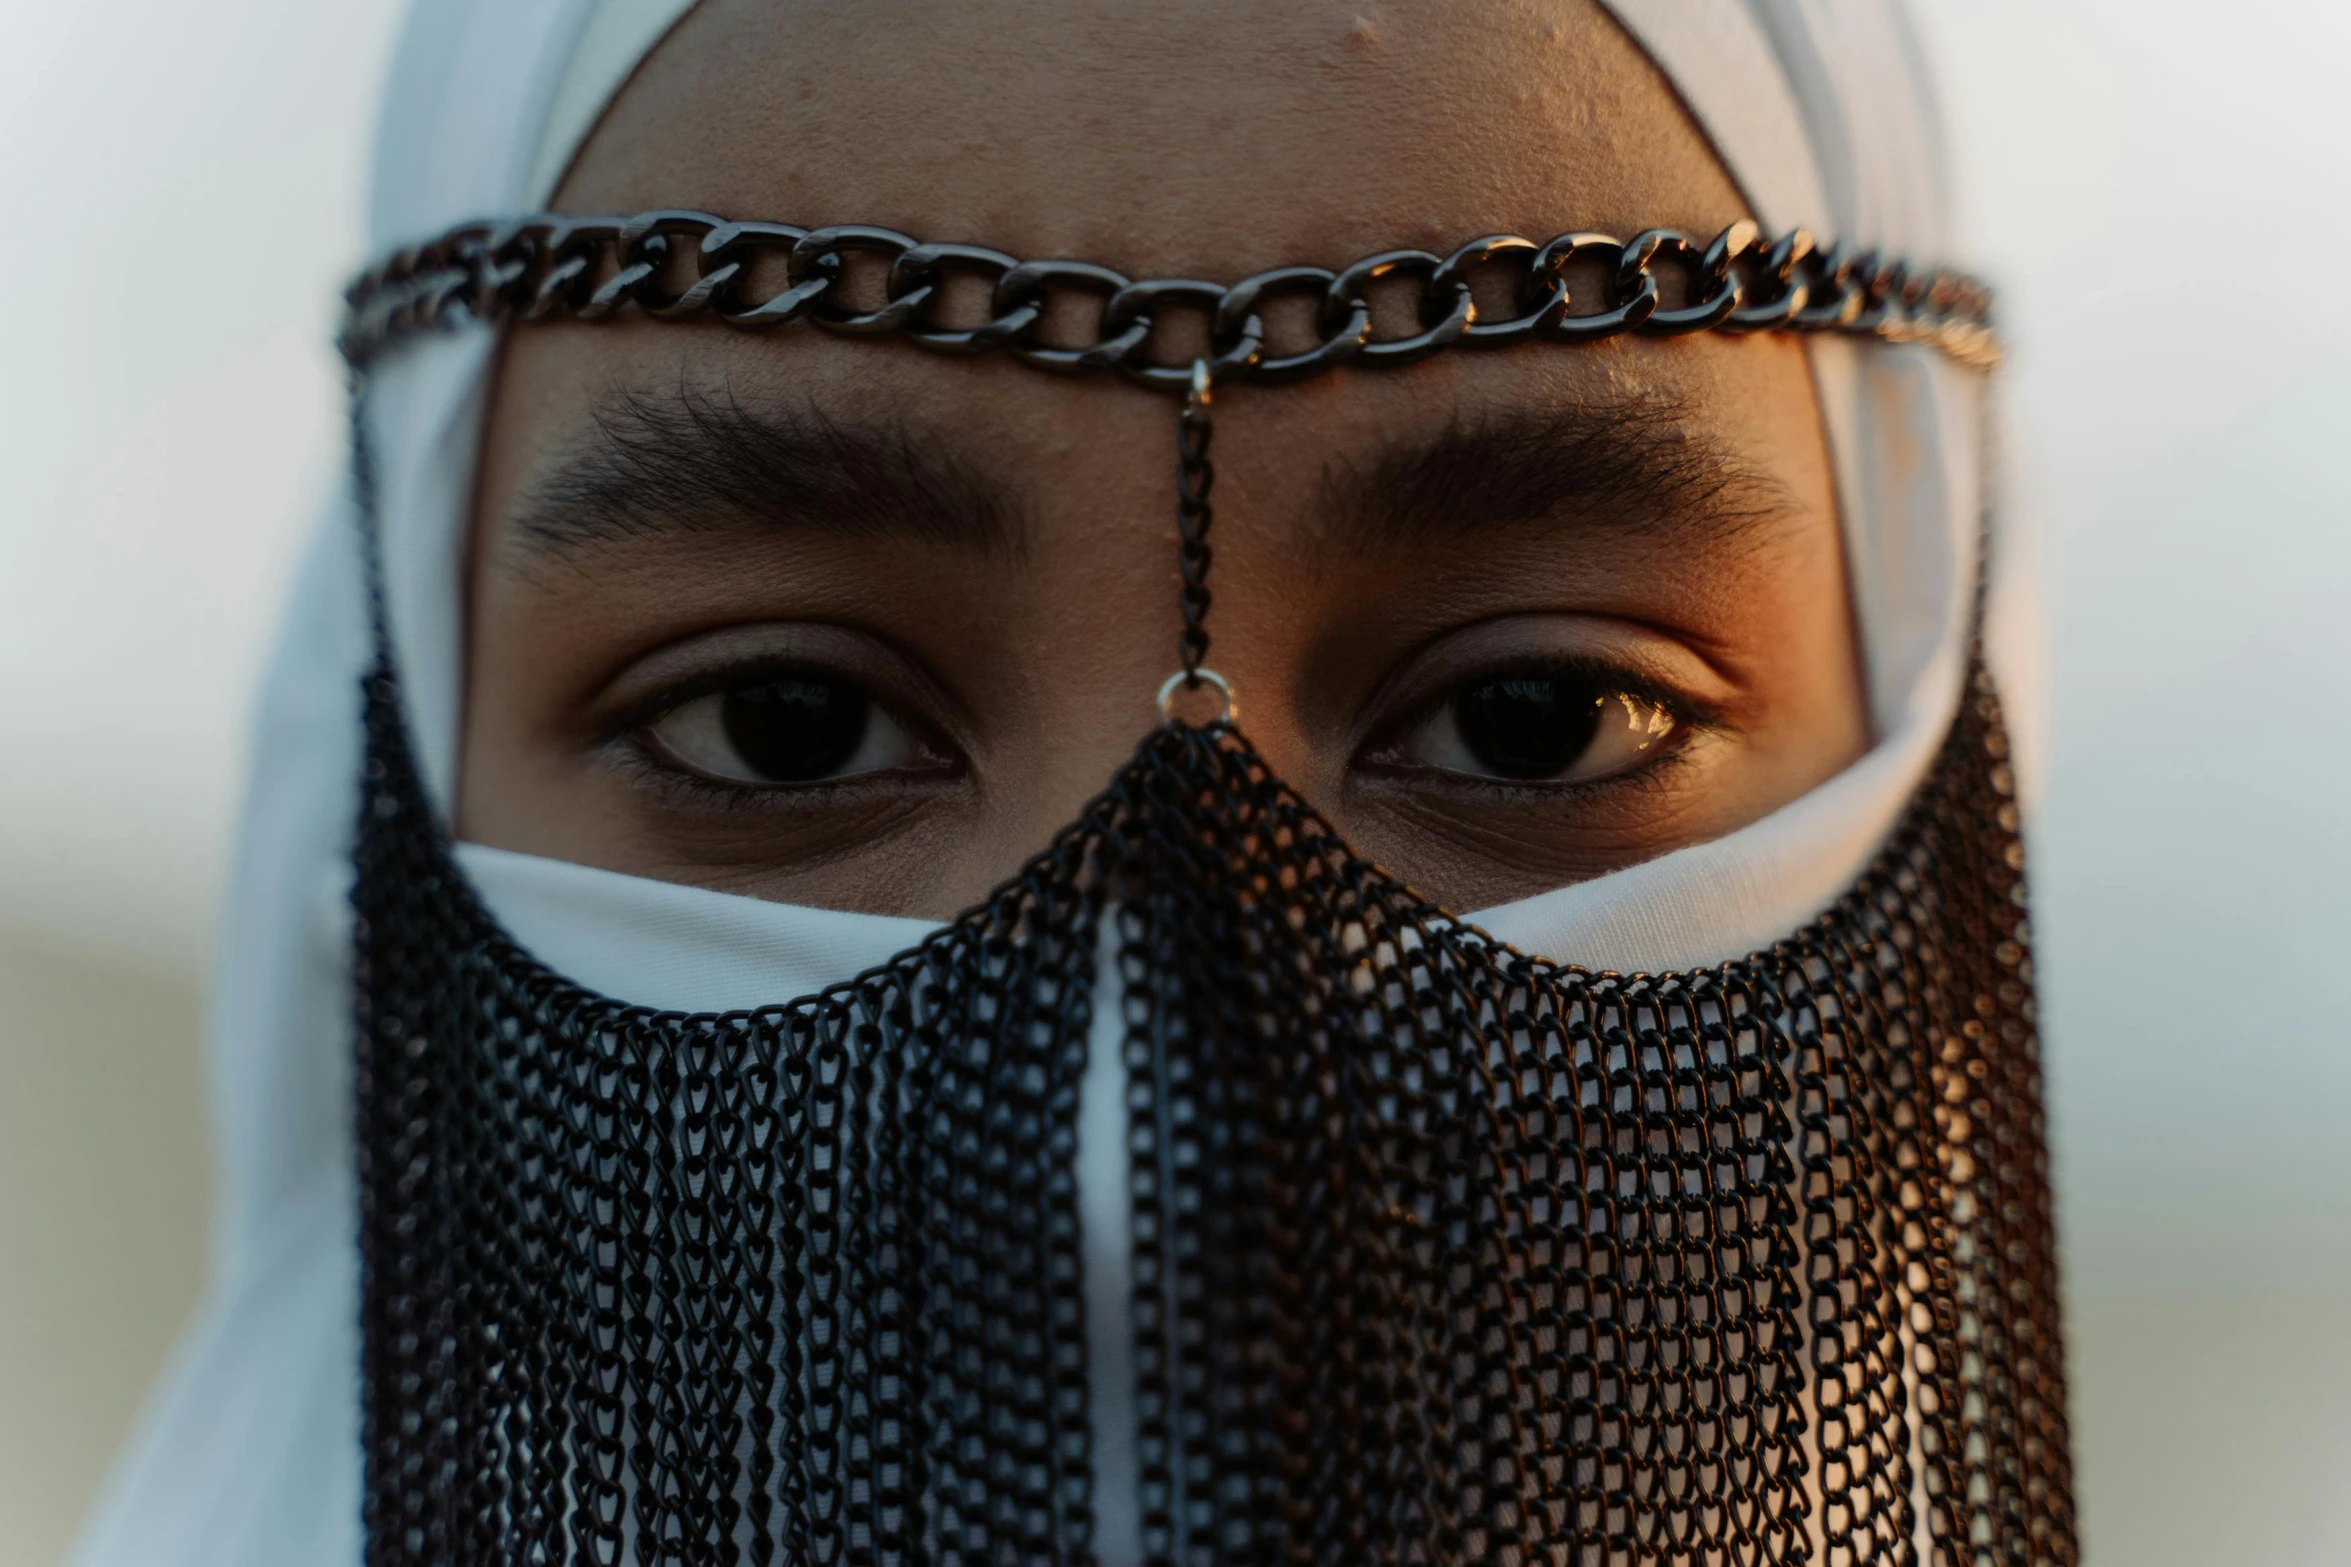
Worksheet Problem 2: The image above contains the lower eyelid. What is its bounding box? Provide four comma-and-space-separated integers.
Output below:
610, 738, 960, 811
1355, 722, 1701, 795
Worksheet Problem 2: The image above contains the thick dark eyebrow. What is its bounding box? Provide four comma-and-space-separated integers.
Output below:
505, 383, 1021, 562
1318, 396, 1797, 554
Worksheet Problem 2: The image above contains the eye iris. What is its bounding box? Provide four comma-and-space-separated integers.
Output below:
1455, 673, 1603, 779
719, 676, 869, 782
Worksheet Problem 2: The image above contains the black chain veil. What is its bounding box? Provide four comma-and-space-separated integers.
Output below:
345, 212, 2074, 1565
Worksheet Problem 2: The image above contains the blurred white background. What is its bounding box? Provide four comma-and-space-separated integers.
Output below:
1, 0, 2344, 1562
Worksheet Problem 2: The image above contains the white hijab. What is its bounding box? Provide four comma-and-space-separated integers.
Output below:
71, 2, 2024, 1561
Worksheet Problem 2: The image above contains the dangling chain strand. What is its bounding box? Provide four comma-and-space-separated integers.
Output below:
1175, 361, 1215, 687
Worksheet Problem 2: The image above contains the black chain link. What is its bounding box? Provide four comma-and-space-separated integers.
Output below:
1174, 366, 1215, 684
341, 211, 2000, 378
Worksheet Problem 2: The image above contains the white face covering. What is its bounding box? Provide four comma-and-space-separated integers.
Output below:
71, 3, 2027, 1562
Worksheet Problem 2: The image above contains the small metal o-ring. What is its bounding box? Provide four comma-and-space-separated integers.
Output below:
1157, 668, 1236, 727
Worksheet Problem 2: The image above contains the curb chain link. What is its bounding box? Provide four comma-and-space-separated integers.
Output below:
342, 209, 2000, 378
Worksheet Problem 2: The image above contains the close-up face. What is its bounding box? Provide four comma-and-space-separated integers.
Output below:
458, 0, 1866, 921
46, 0, 2127, 1559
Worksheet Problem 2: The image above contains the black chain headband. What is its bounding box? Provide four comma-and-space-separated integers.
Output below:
339, 210, 1999, 381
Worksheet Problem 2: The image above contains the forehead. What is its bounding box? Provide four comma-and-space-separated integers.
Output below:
556, 0, 1752, 264
501, 0, 1831, 569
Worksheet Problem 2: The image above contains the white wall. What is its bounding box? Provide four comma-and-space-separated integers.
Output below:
0, 1, 2343, 1562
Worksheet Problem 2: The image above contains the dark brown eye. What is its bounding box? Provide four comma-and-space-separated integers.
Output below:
1454, 673, 1606, 779
720, 676, 868, 782
1387, 667, 1680, 784
645, 671, 924, 786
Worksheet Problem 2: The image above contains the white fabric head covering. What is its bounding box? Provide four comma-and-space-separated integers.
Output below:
71, 3, 2017, 1561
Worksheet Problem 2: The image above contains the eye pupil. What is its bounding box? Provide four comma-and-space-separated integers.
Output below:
720, 676, 869, 782
1455, 673, 1603, 779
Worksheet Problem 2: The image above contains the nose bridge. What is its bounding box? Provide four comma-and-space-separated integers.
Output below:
980, 423, 1358, 879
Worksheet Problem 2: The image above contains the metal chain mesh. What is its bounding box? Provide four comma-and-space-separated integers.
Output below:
354, 637, 2073, 1567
